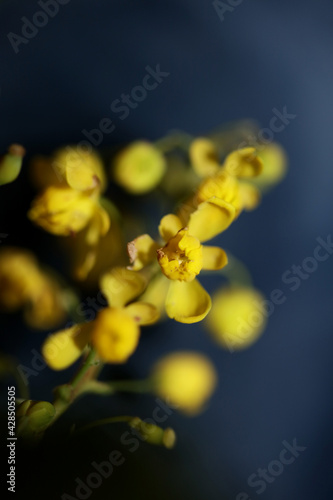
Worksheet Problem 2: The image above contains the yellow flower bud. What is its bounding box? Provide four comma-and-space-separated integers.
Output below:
0, 144, 25, 185
28, 186, 96, 236
256, 143, 288, 190
157, 229, 203, 282
53, 147, 106, 192
189, 138, 220, 177
91, 308, 140, 363
151, 352, 217, 415
207, 286, 267, 350
129, 417, 176, 449
113, 141, 166, 194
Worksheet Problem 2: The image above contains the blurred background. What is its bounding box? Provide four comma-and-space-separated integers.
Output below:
1, 0, 333, 499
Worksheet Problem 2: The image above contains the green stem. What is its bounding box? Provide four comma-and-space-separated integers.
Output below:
52, 347, 102, 420
82, 378, 153, 396
70, 348, 99, 388
75, 415, 134, 435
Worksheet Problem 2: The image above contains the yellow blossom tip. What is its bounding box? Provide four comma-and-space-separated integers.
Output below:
157, 229, 203, 282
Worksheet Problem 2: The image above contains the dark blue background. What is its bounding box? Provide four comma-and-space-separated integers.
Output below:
1, 1, 333, 499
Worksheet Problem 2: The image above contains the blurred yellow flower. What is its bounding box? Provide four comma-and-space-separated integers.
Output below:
112, 141, 166, 194
42, 267, 159, 369
151, 352, 217, 415
128, 213, 228, 324
28, 146, 112, 280
31, 146, 106, 192
0, 247, 66, 329
28, 186, 102, 236
207, 285, 267, 350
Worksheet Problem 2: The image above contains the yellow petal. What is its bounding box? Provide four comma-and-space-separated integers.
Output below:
189, 138, 220, 177
239, 182, 261, 211
158, 214, 183, 241
139, 273, 170, 317
187, 198, 236, 242
165, 279, 211, 324
223, 147, 263, 178
127, 234, 159, 271
85, 205, 110, 246
53, 147, 106, 192
202, 246, 228, 270
100, 267, 147, 307
91, 308, 140, 363
42, 323, 92, 370
125, 301, 160, 325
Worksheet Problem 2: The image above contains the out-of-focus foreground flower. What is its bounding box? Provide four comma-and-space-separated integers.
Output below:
0, 247, 67, 329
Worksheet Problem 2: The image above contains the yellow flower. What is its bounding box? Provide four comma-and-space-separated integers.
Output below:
0, 144, 25, 186
112, 141, 166, 194
29, 146, 110, 238
28, 147, 112, 280
151, 352, 217, 415
91, 308, 140, 363
157, 229, 203, 282
31, 146, 106, 192
128, 213, 228, 323
42, 267, 159, 370
207, 285, 267, 350
184, 140, 263, 236
0, 247, 66, 329
28, 186, 102, 236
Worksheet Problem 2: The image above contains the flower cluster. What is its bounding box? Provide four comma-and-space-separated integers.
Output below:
0, 124, 287, 443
